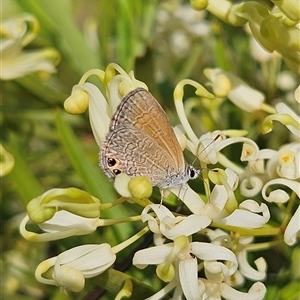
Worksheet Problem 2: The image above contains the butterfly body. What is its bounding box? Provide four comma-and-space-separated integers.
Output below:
100, 88, 199, 190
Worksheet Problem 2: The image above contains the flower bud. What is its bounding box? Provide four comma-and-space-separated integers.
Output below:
128, 176, 153, 199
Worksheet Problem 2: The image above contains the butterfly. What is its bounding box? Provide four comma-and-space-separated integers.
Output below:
100, 88, 200, 192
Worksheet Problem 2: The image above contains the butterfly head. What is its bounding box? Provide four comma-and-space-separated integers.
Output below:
186, 165, 201, 181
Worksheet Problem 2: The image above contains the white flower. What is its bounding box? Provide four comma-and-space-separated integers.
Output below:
20, 210, 100, 242
205, 228, 267, 281
202, 280, 266, 300
1, 14, 60, 80
249, 35, 275, 63
214, 199, 270, 228
284, 205, 300, 246
25, 187, 101, 224
262, 178, 300, 203
240, 148, 277, 197
262, 101, 300, 138
35, 244, 116, 292
277, 142, 300, 179
141, 204, 211, 240
185, 168, 270, 228
237, 252, 267, 281
133, 235, 238, 299
20, 188, 101, 241
204, 68, 266, 112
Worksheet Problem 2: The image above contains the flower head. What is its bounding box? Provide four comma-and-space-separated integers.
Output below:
35, 244, 116, 292
0, 14, 60, 80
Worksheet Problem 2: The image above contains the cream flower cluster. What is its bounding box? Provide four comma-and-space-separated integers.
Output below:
20, 64, 299, 299
191, 0, 300, 74
0, 14, 60, 80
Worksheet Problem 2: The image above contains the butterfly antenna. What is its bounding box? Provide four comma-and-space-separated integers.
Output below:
191, 134, 221, 166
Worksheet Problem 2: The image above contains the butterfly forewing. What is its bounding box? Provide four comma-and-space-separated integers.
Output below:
109, 88, 185, 170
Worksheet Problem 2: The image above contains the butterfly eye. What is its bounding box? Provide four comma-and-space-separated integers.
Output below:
187, 166, 200, 180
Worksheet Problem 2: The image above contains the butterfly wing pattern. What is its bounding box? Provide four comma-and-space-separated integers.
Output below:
100, 88, 198, 189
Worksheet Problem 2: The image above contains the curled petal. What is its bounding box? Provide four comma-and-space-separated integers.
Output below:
246, 148, 277, 175
174, 79, 215, 146
141, 204, 211, 239
191, 242, 238, 275
221, 281, 266, 300
141, 204, 174, 234
225, 270, 245, 287
214, 137, 260, 162
142, 204, 175, 222
284, 205, 300, 246
275, 102, 300, 137
240, 176, 263, 197
262, 102, 300, 138
237, 250, 266, 280
262, 178, 300, 203
215, 200, 270, 228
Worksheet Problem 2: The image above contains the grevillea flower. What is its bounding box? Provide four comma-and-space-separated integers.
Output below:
19, 60, 297, 299
0, 14, 60, 80
35, 244, 116, 292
